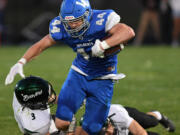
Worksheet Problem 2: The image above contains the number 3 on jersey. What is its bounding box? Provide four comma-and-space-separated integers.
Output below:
31, 113, 36, 120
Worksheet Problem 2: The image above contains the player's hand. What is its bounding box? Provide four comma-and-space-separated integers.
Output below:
5, 58, 26, 85
91, 39, 105, 58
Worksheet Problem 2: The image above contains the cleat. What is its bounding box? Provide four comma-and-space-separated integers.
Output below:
159, 115, 175, 132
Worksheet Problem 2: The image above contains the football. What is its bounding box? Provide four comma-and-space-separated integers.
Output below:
101, 35, 125, 57
104, 44, 124, 56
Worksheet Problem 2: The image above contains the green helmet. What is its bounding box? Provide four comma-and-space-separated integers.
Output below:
14, 76, 56, 110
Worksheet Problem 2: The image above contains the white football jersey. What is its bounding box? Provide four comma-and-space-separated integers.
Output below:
12, 94, 51, 135
108, 104, 134, 135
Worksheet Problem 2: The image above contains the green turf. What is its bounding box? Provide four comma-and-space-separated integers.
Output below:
0, 45, 179, 134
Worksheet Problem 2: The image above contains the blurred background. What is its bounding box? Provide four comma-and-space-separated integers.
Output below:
1, 0, 179, 47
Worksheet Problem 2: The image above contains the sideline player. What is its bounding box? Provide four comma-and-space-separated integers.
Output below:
13, 76, 58, 135
6, 0, 135, 134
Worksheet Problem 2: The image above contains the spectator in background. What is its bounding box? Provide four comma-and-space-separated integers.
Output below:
0, 0, 7, 45
159, 0, 173, 45
169, 0, 180, 47
134, 0, 161, 46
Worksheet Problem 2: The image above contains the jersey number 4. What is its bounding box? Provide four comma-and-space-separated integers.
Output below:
96, 12, 106, 25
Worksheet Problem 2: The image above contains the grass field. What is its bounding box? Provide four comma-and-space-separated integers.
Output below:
0, 45, 179, 134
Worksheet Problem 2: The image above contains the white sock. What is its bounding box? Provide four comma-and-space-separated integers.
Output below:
152, 111, 162, 120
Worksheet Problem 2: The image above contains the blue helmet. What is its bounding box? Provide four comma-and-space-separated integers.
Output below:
60, 0, 92, 38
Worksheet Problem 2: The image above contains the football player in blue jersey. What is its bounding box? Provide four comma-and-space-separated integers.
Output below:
5, 0, 135, 134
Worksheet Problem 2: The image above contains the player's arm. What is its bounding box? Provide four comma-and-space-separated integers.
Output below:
128, 120, 148, 135
22, 34, 56, 62
91, 12, 135, 57
5, 34, 56, 85
105, 23, 135, 47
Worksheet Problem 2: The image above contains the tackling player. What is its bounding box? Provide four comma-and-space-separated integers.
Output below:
12, 76, 58, 135
79, 104, 175, 135
5, 0, 135, 134
103, 104, 175, 135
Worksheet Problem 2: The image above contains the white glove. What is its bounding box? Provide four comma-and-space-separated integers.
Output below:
91, 39, 105, 58
91, 39, 111, 58
5, 58, 26, 85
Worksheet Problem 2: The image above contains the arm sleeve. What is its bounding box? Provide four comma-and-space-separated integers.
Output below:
105, 12, 121, 32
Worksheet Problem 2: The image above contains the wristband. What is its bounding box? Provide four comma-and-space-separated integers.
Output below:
101, 41, 110, 50
18, 58, 27, 65
120, 44, 124, 50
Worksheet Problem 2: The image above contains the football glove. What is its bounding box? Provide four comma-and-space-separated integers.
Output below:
91, 39, 105, 58
5, 58, 26, 85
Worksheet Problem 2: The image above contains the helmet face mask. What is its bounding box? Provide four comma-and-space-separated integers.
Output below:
47, 83, 56, 107
15, 76, 56, 110
60, 0, 91, 38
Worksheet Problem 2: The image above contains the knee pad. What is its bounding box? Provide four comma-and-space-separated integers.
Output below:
82, 122, 102, 135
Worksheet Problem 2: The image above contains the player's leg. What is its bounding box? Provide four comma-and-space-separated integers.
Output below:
124, 107, 158, 129
147, 111, 175, 132
55, 69, 86, 131
82, 98, 110, 134
134, 10, 150, 45
172, 17, 180, 47
128, 120, 148, 135
150, 11, 161, 42
81, 79, 114, 135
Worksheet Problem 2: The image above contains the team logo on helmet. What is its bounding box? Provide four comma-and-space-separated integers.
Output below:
65, 16, 75, 20
15, 76, 56, 110
21, 90, 43, 101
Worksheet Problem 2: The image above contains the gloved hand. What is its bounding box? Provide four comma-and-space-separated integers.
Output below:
91, 39, 105, 58
5, 58, 26, 85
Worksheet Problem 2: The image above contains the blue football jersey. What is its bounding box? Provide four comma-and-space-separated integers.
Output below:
49, 9, 121, 79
